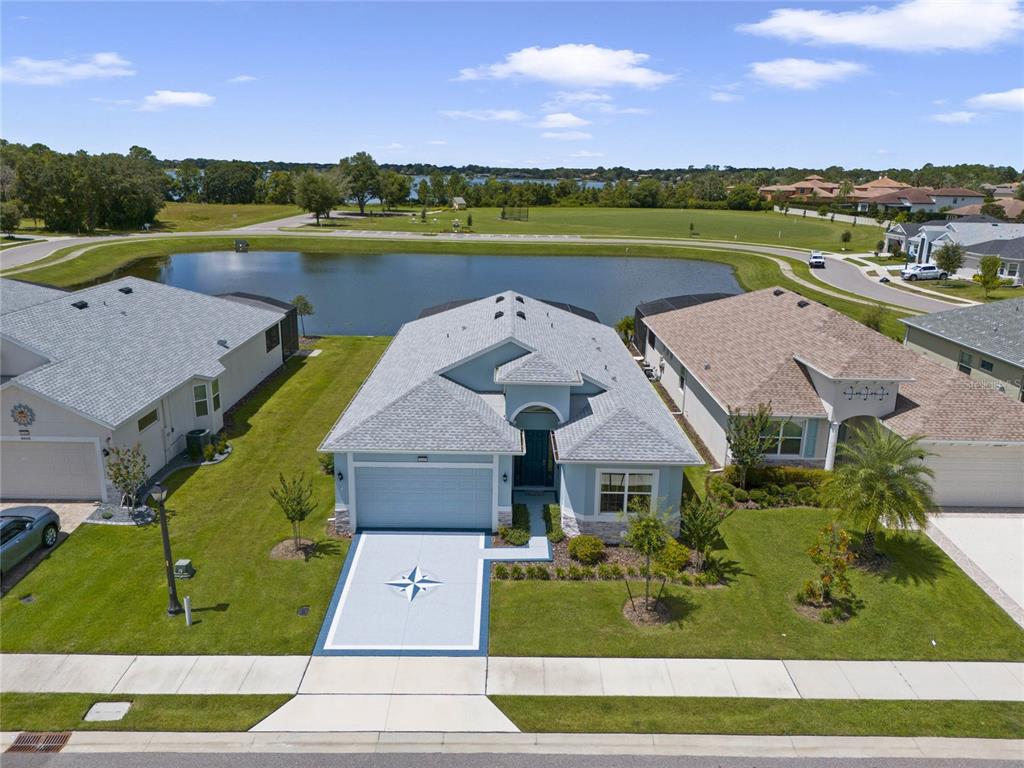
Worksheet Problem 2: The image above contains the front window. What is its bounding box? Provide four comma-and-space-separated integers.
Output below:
194, 384, 209, 417
958, 351, 973, 376
137, 409, 158, 432
980, 360, 994, 373
265, 325, 280, 352
598, 471, 655, 516
761, 419, 804, 456
212, 379, 221, 411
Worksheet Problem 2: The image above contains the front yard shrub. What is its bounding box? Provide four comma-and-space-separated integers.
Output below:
512, 503, 530, 529
656, 539, 692, 576
748, 488, 766, 504
679, 496, 732, 571
727, 464, 830, 490
317, 453, 334, 475
526, 564, 550, 580
707, 475, 737, 504
597, 563, 625, 580
554, 566, 567, 579
568, 564, 593, 580
509, 564, 526, 580
499, 525, 531, 546
494, 564, 510, 580
568, 535, 606, 565
797, 524, 856, 621
543, 504, 565, 543
798, 486, 819, 506
203, 444, 216, 462
733, 488, 749, 503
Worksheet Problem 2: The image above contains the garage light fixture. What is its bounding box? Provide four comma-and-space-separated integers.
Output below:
336, 471, 344, 482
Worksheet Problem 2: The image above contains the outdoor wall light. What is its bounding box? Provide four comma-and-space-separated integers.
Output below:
502, 473, 508, 483
336, 471, 344, 482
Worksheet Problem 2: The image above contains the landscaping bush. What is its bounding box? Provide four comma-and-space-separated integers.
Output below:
568, 535, 606, 565
317, 453, 334, 475
494, 564, 510, 580
733, 488, 749, 504
567, 564, 593, 580
707, 475, 737, 504
499, 525, 531, 546
526, 564, 550, 580
748, 489, 766, 504
543, 503, 565, 543
512, 503, 530, 530
798, 486, 820, 506
726, 465, 830, 489
509, 564, 526, 580
554, 566, 567, 580
203, 444, 216, 462
656, 538, 692, 575
782, 483, 798, 498
597, 563, 625, 580
215, 433, 229, 455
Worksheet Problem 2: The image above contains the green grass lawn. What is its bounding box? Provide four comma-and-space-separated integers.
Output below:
910, 278, 1021, 303
489, 507, 1024, 660
492, 697, 1024, 739
16, 203, 303, 236
0, 336, 388, 655
0, 238, 41, 250
291, 206, 882, 252
0, 693, 289, 732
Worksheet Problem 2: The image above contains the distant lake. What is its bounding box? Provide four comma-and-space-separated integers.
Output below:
125, 251, 740, 335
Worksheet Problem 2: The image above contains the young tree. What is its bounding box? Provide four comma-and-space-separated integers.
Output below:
725, 402, 775, 489
933, 242, 964, 283
337, 152, 380, 215
270, 473, 316, 550
973, 254, 1008, 298
106, 444, 149, 509
615, 315, 634, 344
801, 523, 855, 607
678, 496, 732, 572
291, 294, 314, 336
294, 172, 338, 224
417, 179, 431, 208
819, 420, 935, 558
1, 199, 23, 235
621, 497, 670, 609
175, 161, 202, 202
840, 230, 852, 249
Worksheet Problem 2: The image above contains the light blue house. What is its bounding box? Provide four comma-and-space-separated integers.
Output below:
319, 291, 701, 539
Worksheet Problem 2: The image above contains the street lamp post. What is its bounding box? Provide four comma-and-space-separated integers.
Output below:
150, 483, 182, 616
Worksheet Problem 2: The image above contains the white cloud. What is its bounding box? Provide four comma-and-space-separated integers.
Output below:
749, 58, 864, 90
570, 149, 604, 158
541, 131, 592, 140
536, 112, 590, 129
931, 98, 947, 106
139, 90, 215, 112
738, 0, 1023, 52
930, 111, 977, 124
428, 139, 448, 145
876, 148, 892, 155
457, 43, 673, 88
710, 91, 741, 103
591, 103, 650, 115
967, 86, 1024, 111
440, 109, 526, 122
553, 90, 611, 104
228, 74, 257, 83
1, 51, 134, 85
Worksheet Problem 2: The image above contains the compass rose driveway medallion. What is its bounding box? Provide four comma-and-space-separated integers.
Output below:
385, 565, 441, 602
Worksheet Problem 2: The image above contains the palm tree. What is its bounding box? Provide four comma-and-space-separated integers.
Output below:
820, 420, 936, 558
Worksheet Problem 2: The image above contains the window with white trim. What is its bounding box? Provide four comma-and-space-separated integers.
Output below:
598, 471, 655, 516
137, 409, 159, 433
193, 384, 209, 417
212, 379, 221, 411
760, 419, 804, 456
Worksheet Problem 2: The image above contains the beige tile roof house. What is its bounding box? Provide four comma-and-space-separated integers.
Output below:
640, 288, 1024, 507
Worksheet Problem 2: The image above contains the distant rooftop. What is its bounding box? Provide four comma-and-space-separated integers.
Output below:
901, 298, 1024, 368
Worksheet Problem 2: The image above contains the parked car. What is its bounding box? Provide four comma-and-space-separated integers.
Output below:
0, 506, 61, 578
901, 263, 947, 281
808, 251, 826, 268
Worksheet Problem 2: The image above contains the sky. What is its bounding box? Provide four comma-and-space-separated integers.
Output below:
2, 0, 1023, 170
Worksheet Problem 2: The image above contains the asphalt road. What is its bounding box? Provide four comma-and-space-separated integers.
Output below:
817, 255, 955, 314
2, 754, 1014, 768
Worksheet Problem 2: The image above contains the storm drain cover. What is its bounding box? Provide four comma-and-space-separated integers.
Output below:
7, 732, 70, 753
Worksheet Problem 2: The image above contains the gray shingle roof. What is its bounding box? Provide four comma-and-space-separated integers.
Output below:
1, 276, 285, 427
321, 291, 699, 464
1, 279, 66, 315
901, 298, 1024, 368
964, 237, 1024, 261
494, 351, 582, 385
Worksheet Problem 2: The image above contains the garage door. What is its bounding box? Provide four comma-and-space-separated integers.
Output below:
355, 466, 493, 530
927, 444, 1024, 507
1, 440, 103, 501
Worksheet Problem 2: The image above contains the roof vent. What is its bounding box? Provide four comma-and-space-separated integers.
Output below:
515, 296, 524, 304
495, 296, 505, 303
118, 286, 133, 295
797, 300, 811, 308
515, 310, 526, 320
71, 300, 88, 310
217, 339, 229, 348
494, 311, 504, 319
772, 289, 784, 297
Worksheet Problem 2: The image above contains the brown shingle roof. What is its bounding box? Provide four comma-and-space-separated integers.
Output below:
644, 288, 1024, 442
857, 175, 909, 190
948, 199, 1024, 219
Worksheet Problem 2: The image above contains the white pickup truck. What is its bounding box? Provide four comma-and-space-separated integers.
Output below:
808, 251, 826, 268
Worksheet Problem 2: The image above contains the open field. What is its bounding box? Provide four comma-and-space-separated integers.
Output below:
0, 693, 288, 732
0, 337, 387, 655
492, 697, 1024, 739
294, 206, 883, 252
488, 507, 1024, 661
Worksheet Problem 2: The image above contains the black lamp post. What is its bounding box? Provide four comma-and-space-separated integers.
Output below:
150, 483, 182, 616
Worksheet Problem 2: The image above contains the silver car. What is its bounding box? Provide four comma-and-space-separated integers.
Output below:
0, 506, 61, 577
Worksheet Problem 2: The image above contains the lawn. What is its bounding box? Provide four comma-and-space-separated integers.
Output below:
488, 507, 1024, 660
492, 697, 1024, 739
0, 336, 388, 655
290, 206, 883, 252
0, 693, 289, 732
0, 238, 41, 250
911, 278, 1021, 303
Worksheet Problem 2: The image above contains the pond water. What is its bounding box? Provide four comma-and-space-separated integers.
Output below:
125, 251, 740, 335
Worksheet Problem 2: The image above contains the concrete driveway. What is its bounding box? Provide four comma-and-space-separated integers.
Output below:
927, 511, 1024, 628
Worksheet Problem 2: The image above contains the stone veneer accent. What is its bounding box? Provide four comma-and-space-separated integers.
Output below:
565, 508, 681, 544
498, 507, 514, 527
334, 507, 352, 534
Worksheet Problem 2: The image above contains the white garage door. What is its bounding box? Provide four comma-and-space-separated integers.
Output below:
927, 444, 1024, 507
355, 466, 493, 530
1, 440, 103, 501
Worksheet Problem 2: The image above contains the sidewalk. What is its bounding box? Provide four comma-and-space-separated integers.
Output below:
2, 730, 1022, 760
3, 653, 1021, 700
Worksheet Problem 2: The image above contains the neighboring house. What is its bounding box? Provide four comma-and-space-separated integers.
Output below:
856, 187, 984, 214
901, 217, 1024, 263
0, 277, 297, 502
961, 238, 1024, 286
902, 299, 1024, 402
633, 293, 735, 357
981, 183, 1022, 198
452, 196, 467, 210
319, 291, 701, 540
947, 198, 1024, 221
882, 221, 932, 255
758, 174, 840, 201
638, 288, 1024, 507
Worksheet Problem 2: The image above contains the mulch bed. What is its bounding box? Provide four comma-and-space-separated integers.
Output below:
622, 598, 673, 626
549, 539, 647, 571
270, 538, 317, 561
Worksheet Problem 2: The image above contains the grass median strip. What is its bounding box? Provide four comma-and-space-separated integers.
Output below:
0, 693, 290, 732
491, 696, 1024, 739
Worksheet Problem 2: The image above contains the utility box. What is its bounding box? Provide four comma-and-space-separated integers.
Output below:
174, 559, 196, 579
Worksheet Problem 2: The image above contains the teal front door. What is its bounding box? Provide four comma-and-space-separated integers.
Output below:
515, 430, 554, 487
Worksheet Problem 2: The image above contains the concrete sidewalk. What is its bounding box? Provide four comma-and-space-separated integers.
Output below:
2, 730, 1022, 760
3, 654, 1021, 701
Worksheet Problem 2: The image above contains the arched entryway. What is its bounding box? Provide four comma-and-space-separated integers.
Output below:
512, 405, 559, 488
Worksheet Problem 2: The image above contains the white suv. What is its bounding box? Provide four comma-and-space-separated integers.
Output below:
900, 263, 947, 281
808, 252, 826, 269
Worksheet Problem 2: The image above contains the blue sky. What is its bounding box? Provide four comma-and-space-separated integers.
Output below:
2, 1, 1022, 169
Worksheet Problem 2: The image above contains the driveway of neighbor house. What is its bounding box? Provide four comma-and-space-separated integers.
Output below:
315, 528, 549, 656
927, 511, 1024, 628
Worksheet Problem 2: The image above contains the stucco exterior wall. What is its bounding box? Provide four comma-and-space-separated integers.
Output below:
505, 383, 570, 423
904, 327, 1024, 399
218, 326, 285, 413
445, 341, 526, 392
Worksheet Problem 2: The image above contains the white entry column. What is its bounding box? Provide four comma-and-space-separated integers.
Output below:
824, 420, 841, 470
